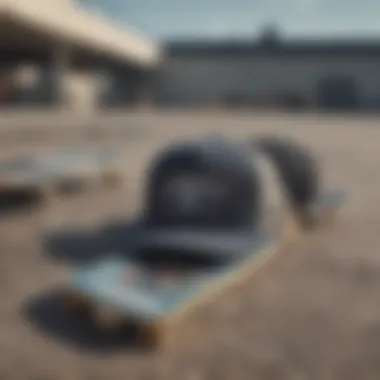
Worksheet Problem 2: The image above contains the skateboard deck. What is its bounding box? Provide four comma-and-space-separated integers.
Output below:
72, 231, 275, 322
0, 148, 123, 192
66, 189, 346, 345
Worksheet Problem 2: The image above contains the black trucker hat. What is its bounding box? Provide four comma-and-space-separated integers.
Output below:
135, 137, 266, 257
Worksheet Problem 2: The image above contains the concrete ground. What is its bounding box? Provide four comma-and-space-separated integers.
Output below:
0, 111, 379, 380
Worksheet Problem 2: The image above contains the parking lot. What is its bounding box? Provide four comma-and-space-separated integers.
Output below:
0, 110, 379, 380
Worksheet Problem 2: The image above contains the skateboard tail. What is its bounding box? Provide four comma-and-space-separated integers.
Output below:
72, 259, 165, 322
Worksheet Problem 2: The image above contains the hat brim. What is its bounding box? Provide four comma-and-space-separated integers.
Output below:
135, 227, 273, 258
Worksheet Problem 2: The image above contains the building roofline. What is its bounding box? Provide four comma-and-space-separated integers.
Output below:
165, 38, 380, 57
0, 0, 162, 68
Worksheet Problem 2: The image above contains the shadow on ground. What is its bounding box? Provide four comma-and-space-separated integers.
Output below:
0, 191, 42, 216
22, 288, 148, 354
44, 219, 139, 265
0, 185, 101, 217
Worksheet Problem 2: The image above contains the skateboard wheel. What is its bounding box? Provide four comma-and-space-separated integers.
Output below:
138, 323, 165, 349
93, 305, 124, 330
62, 291, 91, 316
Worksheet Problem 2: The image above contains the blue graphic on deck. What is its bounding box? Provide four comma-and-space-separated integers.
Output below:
72, 233, 274, 322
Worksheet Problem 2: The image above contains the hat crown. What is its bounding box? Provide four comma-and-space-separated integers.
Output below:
144, 138, 262, 229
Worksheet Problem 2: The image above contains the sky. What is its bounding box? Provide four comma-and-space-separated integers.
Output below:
83, 0, 380, 40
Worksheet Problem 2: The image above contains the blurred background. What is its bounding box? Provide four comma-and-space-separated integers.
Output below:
1, 2, 380, 380
0, 0, 380, 112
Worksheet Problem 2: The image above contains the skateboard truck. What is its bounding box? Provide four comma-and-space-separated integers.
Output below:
62, 290, 92, 317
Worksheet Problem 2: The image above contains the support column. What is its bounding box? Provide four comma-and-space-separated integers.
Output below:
49, 45, 71, 108
137, 69, 157, 107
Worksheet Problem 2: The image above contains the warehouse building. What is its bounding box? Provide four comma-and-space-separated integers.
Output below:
158, 35, 380, 111
0, 0, 161, 110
